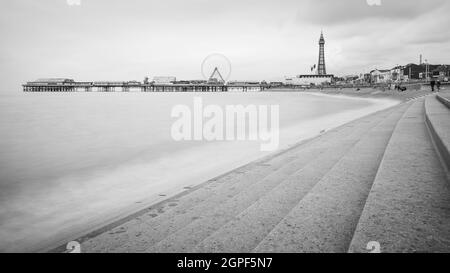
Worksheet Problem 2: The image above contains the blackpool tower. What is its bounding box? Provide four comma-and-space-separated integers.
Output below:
317, 31, 327, 75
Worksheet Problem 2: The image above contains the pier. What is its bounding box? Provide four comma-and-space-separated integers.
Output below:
23, 79, 268, 93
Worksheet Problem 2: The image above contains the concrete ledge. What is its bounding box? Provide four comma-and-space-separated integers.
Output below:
425, 95, 450, 172
436, 94, 450, 109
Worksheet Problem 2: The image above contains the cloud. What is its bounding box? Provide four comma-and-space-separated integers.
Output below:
296, 0, 447, 25
1, 0, 450, 92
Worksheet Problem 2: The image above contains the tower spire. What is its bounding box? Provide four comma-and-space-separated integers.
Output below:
317, 31, 327, 75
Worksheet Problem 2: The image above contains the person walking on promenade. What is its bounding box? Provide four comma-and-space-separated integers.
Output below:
430, 78, 436, 92
437, 80, 441, 92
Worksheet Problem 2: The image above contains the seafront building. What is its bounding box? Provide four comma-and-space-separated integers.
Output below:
285, 75, 333, 86
370, 69, 392, 84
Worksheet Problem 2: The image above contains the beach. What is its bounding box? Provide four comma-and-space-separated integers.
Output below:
0, 91, 400, 252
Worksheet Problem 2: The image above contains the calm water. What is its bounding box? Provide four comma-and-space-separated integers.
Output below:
0, 91, 398, 252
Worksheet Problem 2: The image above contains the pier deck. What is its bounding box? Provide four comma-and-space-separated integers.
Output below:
23, 82, 266, 93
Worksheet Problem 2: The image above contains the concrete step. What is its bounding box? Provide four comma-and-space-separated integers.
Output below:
348, 98, 450, 253
146, 146, 348, 253
145, 107, 400, 253
426, 95, 450, 172
252, 103, 411, 253
81, 103, 398, 253
80, 143, 308, 252
192, 104, 409, 253
436, 93, 450, 109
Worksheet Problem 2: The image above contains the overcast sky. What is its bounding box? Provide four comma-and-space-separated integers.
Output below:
1, 0, 449, 92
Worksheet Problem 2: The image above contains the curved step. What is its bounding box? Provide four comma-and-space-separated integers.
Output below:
252, 103, 411, 253
436, 94, 450, 109
348, 98, 450, 253
426, 95, 450, 172
144, 107, 400, 253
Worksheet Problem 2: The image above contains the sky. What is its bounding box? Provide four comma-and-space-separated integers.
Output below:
1, 0, 450, 92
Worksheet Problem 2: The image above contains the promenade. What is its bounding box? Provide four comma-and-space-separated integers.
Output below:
54, 88, 450, 253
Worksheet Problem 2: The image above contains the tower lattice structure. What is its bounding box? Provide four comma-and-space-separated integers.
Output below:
317, 31, 327, 75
